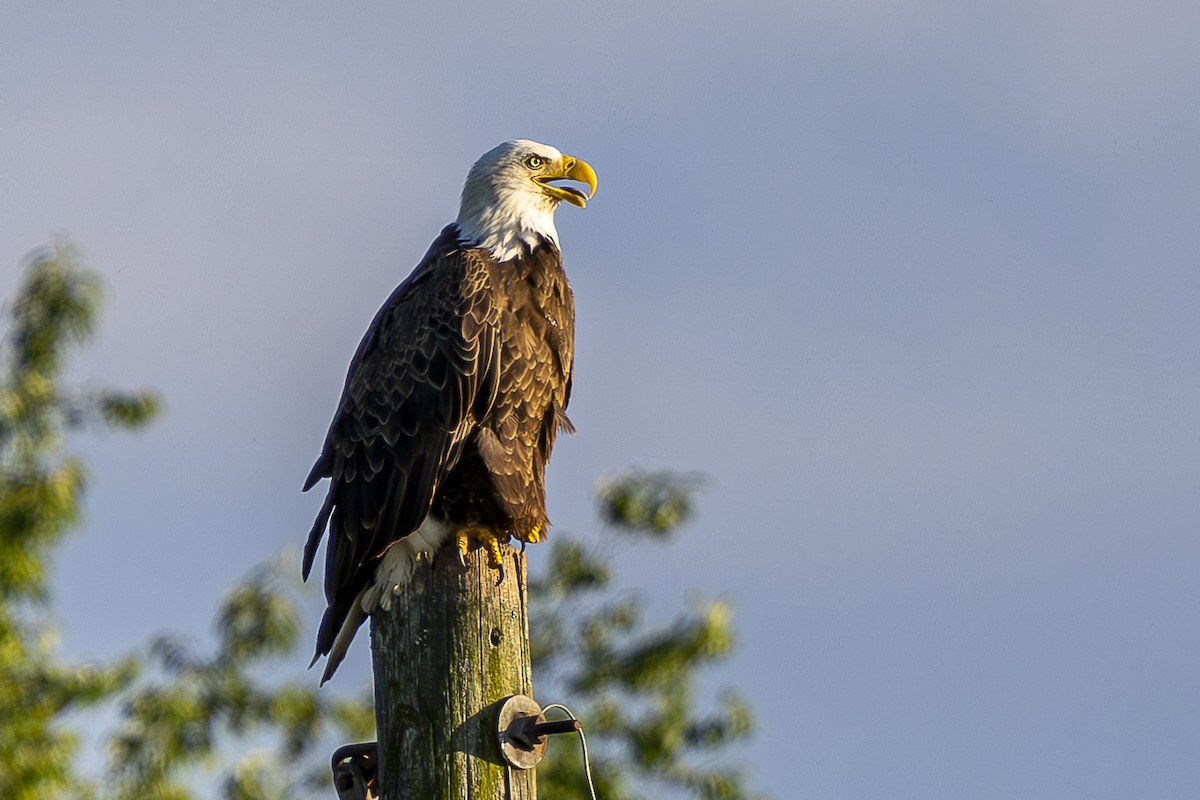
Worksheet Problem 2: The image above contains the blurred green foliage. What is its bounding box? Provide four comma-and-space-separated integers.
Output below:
595, 470, 706, 537
107, 555, 374, 800
532, 472, 764, 800
0, 241, 762, 799
0, 241, 159, 800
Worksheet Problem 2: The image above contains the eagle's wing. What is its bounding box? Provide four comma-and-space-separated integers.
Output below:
475, 247, 576, 527
302, 227, 500, 657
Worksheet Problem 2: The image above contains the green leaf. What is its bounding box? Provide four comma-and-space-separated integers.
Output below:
596, 469, 707, 538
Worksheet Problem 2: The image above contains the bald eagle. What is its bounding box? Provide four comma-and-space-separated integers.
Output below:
302, 140, 596, 683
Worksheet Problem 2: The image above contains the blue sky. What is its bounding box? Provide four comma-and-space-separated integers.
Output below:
3, 1, 1199, 796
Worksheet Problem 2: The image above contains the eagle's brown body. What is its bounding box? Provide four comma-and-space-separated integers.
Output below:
302, 223, 575, 671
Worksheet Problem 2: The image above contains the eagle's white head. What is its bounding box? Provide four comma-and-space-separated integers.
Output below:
456, 139, 598, 262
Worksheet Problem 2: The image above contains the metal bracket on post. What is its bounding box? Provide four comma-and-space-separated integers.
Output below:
331, 742, 379, 800
496, 695, 582, 770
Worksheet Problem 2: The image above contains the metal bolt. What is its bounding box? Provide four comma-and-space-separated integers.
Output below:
497, 695, 583, 770
509, 716, 581, 749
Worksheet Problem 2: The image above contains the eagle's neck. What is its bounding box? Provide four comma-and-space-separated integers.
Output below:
456, 188, 560, 262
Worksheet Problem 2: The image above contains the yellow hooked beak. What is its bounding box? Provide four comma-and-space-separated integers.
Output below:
534, 155, 598, 208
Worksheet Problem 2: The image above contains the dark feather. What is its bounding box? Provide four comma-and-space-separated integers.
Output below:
304, 225, 575, 673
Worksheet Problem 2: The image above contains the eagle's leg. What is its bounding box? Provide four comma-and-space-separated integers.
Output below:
454, 526, 509, 570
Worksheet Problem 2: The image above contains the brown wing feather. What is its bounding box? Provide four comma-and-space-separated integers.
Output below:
473, 243, 575, 525
302, 226, 500, 657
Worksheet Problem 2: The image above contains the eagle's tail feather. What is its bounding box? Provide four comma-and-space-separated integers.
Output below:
319, 588, 368, 685
311, 517, 452, 684
302, 491, 336, 582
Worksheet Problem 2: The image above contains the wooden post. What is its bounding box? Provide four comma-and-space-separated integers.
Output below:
370, 545, 535, 800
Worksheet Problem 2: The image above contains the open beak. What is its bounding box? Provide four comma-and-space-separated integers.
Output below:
534, 156, 598, 208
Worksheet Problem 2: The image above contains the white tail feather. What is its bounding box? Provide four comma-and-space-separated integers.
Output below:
321, 589, 367, 685
321, 518, 453, 683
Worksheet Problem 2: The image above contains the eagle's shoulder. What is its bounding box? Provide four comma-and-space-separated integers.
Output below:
301, 224, 504, 588
302, 225, 499, 493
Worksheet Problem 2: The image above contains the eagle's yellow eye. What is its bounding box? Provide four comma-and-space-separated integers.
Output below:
524, 155, 545, 170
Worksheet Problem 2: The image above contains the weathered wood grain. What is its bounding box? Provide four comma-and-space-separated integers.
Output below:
371, 546, 535, 800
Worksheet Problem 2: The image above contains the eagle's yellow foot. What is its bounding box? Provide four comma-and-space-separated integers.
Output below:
454, 526, 509, 571
484, 535, 505, 570
455, 530, 472, 568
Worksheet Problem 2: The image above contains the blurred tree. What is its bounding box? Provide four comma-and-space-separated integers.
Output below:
102, 471, 763, 800
0, 241, 160, 800
106, 554, 374, 800
0, 242, 762, 800
0, 242, 369, 800
531, 471, 764, 800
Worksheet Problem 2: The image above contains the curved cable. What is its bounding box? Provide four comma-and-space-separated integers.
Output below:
540, 703, 598, 800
